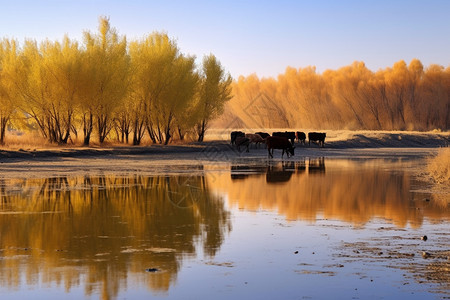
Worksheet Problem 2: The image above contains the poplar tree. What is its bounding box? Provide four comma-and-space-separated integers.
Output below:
0, 39, 19, 144
80, 17, 129, 145
196, 54, 232, 142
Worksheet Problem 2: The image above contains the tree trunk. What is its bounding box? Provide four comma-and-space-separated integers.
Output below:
145, 119, 157, 144
0, 116, 8, 145
97, 114, 110, 144
83, 113, 93, 146
163, 114, 173, 145
177, 126, 185, 141
197, 119, 206, 142
132, 119, 145, 145
164, 127, 171, 145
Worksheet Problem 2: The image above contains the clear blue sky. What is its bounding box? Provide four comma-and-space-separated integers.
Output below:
1, 0, 449, 78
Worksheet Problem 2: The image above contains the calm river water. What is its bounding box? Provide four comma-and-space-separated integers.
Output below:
0, 156, 448, 299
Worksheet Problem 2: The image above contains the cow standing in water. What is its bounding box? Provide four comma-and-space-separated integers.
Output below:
255, 132, 270, 139
296, 131, 306, 144
245, 133, 265, 148
308, 132, 326, 147
272, 131, 296, 145
266, 136, 295, 158
235, 136, 250, 152
230, 131, 245, 145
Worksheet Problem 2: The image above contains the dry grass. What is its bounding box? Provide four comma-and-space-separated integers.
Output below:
427, 147, 450, 184
2, 132, 52, 150
1, 131, 197, 150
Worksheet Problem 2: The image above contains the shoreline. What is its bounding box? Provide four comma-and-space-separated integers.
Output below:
1, 132, 448, 162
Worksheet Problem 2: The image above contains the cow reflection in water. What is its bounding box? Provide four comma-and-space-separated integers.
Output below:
295, 159, 307, 173
308, 157, 326, 174
231, 165, 268, 180
266, 161, 295, 183
230, 159, 324, 183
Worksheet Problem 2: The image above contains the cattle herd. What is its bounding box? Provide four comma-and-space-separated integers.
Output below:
230, 130, 327, 158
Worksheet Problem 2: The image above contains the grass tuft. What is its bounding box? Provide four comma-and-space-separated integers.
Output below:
427, 147, 450, 184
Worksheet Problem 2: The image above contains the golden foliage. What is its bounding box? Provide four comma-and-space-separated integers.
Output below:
214, 60, 449, 131
0, 18, 231, 146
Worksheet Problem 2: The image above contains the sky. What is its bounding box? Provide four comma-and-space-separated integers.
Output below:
0, 0, 449, 79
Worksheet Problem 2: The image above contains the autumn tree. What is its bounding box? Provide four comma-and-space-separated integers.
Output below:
279, 66, 334, 129
128, 33, 178, 144
129, 33, 199, 145
196, 54, 232, 142
112, 93, 133, 144
223, 59, 448, 132
0, 39, 20, 144
420, 64, 450, 129
80, 17, 129, 145
40, 37, 82, 143
159, 54, 198, 145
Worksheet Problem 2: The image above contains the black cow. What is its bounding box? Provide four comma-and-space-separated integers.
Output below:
296, 131, 306, 144
266, 136, 295, 158
255, 132, 270, 139
308, 132, 326, 147
235, 136, 250, 152
230, 131, 245, 145
272, 131, 296, 145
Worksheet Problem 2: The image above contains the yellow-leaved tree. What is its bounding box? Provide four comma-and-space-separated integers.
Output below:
129, 33, 198, 145
40, 37, 82, 143
160, 54, 198, 144
128, 33, 178, 144
80, 17, 129, 145
196, 54, 232, 142
0, 39, 22, 144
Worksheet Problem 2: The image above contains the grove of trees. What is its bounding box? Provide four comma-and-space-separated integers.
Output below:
1, 18, 448, 147
226, 60, 449, 131
0, 17, 232, 145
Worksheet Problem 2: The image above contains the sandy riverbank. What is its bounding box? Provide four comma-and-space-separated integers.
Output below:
0, 131, 448, 161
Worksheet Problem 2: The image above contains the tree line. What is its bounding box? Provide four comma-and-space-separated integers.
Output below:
0, 17, 232, 145
227, 60, 449, 131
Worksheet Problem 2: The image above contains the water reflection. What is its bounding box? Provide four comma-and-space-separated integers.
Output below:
266, 161, 295, 183
220, 159, 449, 226
0, 174, 231, 299
308, 157, 325, 174
0, 159, 448, 299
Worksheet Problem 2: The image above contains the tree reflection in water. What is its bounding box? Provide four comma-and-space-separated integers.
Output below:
0, 174, 231, 299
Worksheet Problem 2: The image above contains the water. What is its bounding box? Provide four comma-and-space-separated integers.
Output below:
0, 157, 448, 299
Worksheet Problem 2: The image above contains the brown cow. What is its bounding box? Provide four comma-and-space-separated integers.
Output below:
245, 133, 265, 148
266, 136, 295, 158
272, 131, 296, 145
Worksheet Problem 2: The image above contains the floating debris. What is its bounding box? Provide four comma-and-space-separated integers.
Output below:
145, 268, 159, 273
421, 251, 432, 259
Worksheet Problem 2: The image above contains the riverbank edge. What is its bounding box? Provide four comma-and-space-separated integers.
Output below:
0, 131, 448, 161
